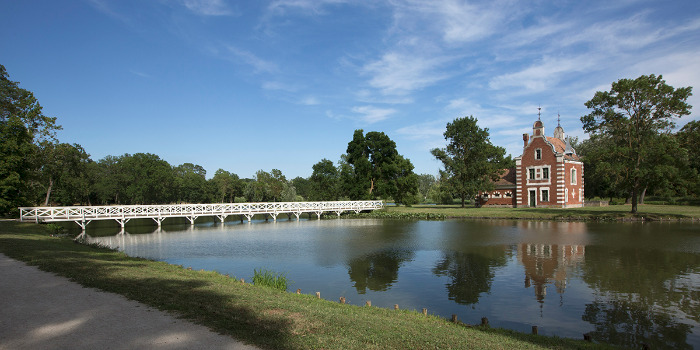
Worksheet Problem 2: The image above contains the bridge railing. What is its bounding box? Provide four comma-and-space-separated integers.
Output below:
19, 200, 384, 228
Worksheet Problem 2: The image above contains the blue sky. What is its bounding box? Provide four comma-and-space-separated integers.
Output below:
2, 0, 699, 179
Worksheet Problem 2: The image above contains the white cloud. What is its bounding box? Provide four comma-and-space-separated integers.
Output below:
182, 0, 234, 16
352, 105, 397, 124
362, 52, 452, 95
267, 0, 348, 15
489, 56, 595, 92
389, 0, 511, 44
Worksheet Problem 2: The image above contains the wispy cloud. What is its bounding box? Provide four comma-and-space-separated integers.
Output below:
267, 0, 348, 15
299, 96, 320, 105
223, 45, 278, 73
488, 56, 595, 92
352, 105, 397, 124
182, 0, 235, 16
362, 52, 452, 96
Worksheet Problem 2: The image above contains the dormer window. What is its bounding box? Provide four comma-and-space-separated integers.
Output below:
535, 149, 542, 160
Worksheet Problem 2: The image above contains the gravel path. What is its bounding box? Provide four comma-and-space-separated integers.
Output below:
0, 253, 259, 350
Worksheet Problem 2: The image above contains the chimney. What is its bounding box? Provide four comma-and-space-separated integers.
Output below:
523, 133, 529, 148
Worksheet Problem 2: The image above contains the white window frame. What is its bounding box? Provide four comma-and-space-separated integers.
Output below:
571, 168, 577, 185
535, 148, 542, 160
540, 188, 549, 202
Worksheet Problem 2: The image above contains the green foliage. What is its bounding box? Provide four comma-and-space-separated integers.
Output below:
291, 176, 312, 201
343, 130, 419, 205
581, 74, 692, 213
431, 116, 509, 207
252, 268, 288, 291
0, 64, 62, 214
309, 159, 338, 201
211, 169, 243, 203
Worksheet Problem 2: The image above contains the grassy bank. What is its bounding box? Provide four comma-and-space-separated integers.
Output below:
0, 221, 614, 350
370, 204, 700, 221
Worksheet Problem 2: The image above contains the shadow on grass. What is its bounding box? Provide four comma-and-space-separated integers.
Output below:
0, 223, 299, 350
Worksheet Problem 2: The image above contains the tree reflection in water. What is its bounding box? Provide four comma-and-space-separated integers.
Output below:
347, 250, 413, 294
582, 245, 700, 349
583, 298, 693, 349
432, 246, 509, 305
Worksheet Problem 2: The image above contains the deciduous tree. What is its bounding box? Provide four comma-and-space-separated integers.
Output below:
581, 74, 692, 213
431, 116, 509, 207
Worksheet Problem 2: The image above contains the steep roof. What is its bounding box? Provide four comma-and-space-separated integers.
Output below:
546, 137, 580, 161
494, 168, 516, 188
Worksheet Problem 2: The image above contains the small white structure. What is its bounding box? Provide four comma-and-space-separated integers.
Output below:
20, 200, 384, 229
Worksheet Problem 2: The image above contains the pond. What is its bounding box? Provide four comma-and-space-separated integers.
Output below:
84, 218, 700, 349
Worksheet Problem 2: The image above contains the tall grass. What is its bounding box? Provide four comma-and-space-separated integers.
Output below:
252, 268, 288, 291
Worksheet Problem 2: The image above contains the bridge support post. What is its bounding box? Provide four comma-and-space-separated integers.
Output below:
115, 218, 130, 228
215, 215, 228, 223
315, 211, 323, 220
269, 212, 278, 222
152, 217, 165, 227
74, 220, 91, 230
244, 213, 253, 222
186, 216, 198, 225
294, 212, 301, 221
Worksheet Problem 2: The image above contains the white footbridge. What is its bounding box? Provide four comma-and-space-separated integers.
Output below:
20, 200, 383, 229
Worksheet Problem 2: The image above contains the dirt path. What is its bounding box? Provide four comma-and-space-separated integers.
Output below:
0, 253, 259, 350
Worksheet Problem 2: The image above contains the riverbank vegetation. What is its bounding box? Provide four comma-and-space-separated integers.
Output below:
367, 204, 700, 221
0, 221, 615, 350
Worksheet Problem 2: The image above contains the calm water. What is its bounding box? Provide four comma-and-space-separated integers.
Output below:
84, 218, 700, 349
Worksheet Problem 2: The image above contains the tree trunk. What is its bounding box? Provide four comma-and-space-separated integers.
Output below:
631, 186, 638, 213
44, 177, 53, 206
639, 187, 647, 204
461, 195, 465, 208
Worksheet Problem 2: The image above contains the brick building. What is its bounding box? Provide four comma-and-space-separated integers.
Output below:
477, 117, 584, 208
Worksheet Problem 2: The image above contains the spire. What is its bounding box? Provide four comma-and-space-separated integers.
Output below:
553, 112, 565, 140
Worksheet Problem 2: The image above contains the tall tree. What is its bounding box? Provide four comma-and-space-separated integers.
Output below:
0, 64, 61, 214
309, 159, 338, 201
676, 120, 700, 195
174, 163, 209, 203
344, 129, 418, 204
581, 74, 692, 213
210, 169, 241, 203
431, 116, 509, 207
120, 153, 176, 204
38, 142, 91, 206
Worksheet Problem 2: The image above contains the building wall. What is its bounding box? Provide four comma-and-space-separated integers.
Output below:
477, 188, 517, 207
516, 130, 584, 208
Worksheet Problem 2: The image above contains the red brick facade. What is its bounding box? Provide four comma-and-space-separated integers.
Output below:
478, 120, 584, 208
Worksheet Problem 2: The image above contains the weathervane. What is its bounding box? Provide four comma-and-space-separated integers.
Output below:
537, 105, 541, 121
557, 112, 561, 126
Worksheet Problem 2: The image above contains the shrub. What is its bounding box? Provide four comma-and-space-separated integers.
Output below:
252, 268, 288, 291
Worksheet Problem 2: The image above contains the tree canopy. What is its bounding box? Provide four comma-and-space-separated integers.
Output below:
581, 74, 692, 212
431, 116, 510, 207
344, 130, 418, 205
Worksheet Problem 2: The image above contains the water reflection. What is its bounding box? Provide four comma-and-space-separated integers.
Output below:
518, 243, 585, 303
83, 218, 700, 348
348, 250, 413, 293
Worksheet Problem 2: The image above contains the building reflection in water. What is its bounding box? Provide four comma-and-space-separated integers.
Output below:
519, 243, 585, 303
516, 220, 588, 303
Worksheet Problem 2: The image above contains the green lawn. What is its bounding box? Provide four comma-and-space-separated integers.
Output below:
380, 204, 700, 221
0, 221, 616, 350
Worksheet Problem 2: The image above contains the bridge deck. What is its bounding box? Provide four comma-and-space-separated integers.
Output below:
20, 200, 383, 229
